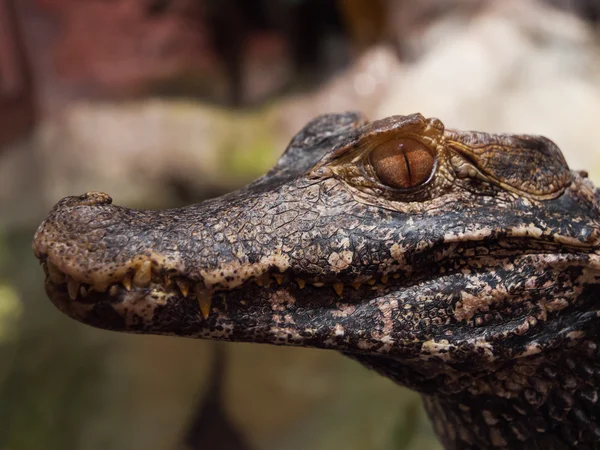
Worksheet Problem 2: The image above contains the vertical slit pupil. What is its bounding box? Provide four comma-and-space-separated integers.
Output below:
403, 150, 412, 183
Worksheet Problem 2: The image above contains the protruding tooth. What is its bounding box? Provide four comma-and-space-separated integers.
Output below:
47, 260, 65, 284
296, 278, 306, 289
195, 285, 213, 320
133, 261, 152, 287
67, 278, 80, 300
352, 282, 361, 290
79, 286, 88, 297
109, 285, 119, 296
367, 278, 376, 286
381, 275, 389, 284
333, 283, 344, 297
273, 273, 284, 285
122, 274, 132, 291
176, 279, 190, 298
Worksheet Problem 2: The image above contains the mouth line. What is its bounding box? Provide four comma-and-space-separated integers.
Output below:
39, 255, 402, 320
37, 237, 596, 321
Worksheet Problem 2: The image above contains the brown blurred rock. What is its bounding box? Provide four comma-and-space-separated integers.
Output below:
35, 0, 220, 95
0, 0, 36, 149
24, 0, 353, 106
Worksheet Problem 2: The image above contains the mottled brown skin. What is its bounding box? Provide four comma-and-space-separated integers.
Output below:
32, 113, 600, 449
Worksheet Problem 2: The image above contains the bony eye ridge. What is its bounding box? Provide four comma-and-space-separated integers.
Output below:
370, 139, 435, 189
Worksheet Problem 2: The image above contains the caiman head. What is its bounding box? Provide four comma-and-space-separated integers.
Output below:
32, 113, 600, 447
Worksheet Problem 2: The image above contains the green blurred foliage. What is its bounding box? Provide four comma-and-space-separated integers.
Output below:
219, 114, 277, 180
0, 331, 104, 450
0, 230, 102, 450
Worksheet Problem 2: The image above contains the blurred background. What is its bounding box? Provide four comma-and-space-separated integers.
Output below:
1, 0, 600, 449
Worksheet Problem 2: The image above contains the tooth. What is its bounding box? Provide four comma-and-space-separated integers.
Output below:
352, 282, 361, 290
109, 285, 119, 296
393, 273, 400, 279
67, 278, 80, 300
313, 282, 324, 287
296, 278, 306, 289
367, 278, 376, 286
164, 275, 172, 287
273, 273, 284, 285
333, 283, 344, 297
133, 261, 152, 287
195, 285, 213, 319
122, 274, 132, 291
176, 279, 190, 297
381, 275, 388, 284
79, 286, 88, 297
47, 261, 65, 284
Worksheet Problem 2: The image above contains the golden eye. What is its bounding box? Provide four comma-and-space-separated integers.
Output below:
370, 139, 435, 189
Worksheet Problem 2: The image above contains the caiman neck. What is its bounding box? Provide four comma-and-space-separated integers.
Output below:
354, 339, 600, 449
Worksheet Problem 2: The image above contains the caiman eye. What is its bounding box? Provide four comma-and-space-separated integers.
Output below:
370, 139, 435, 189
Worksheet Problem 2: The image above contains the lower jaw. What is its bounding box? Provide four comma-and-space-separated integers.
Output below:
44, 275, 410, 357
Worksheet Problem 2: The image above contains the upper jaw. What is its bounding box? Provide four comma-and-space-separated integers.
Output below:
33, 173, 600, 308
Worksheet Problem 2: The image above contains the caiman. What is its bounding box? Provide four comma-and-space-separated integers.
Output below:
32, 113, 600, 449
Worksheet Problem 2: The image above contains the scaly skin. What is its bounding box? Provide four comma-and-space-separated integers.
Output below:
32, 113, 600, 449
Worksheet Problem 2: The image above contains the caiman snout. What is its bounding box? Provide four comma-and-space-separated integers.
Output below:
33, 189, 245, 325
32, 191, 151, 296
32, 187, 312, 323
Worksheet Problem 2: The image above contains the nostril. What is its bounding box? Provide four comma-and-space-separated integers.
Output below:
78, 192, 112, 206
58, 192, 113, 208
